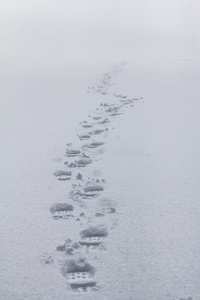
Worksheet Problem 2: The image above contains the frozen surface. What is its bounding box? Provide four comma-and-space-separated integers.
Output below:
1, 61, 200, 300
1, 1, 200, 300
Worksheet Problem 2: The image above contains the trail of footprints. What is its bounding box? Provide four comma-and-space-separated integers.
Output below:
47, 67, 142, 293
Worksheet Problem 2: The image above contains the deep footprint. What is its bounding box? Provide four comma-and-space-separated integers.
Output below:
76, 158, 93, 167
79, 134, 91, 140
82, 124, 93, 128
79, 225, 108, 246
92, 129, 105, 135
92, 116, 102, 120
79, 185, 104, 198
62, 258, 97, 292
54, 171, 72, 180
98, 119, 110, 124
50, 203, 74, 219
87, 142, 104, 148
65, 150, 81, 157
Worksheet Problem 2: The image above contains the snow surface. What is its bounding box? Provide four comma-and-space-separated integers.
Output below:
1, 1, 200, 300
1, 61, 200, 300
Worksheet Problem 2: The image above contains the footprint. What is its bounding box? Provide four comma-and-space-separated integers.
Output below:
109, 112, 121, 116
62, 258, 97, 292
87, 142, 104, 148
79, 134, 91, 140
84, 185, 104, 192
92, 116, 102, 120
120, 99, 133, 104
100, 103, 110, 107
50, 203, 74, 219
82, 124, 93, 128
97, 119, 110, 125
65, 150, 81, 157
76, 158, 93, 167
54, 171, 72, 180
79, 185, 104, 198
92, 129, 105, 135
105, 107, 118, 113
105, 106, 122, 116
79, 225, 108, 246
114, 94, 127, 99
66, 158, 92, 169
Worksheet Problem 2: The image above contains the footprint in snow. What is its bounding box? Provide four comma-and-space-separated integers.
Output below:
50, 203, 74, 219
61, 258, 98, 292
100, 103, 110, 107
54, 171, 72, 181
92, 116, 102, 120
120, 99, 134, 105
65, 158, 92, 168
109, 112, 122, 116
87, 142, 104, 148
76, 158, 93, 167
79, 225, 108, 246
114, 94, 127, 99
79, 134, 91, 141
65, 149, 81, 157
82, 124, 93, 128
91, 129, 105, 135
97, 119, 110, 125
79, 184, 104, 199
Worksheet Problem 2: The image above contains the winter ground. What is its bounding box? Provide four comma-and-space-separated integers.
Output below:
1, 1, 200, 300
1, 61, 200, 300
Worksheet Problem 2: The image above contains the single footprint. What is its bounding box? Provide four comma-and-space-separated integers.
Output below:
100, 103, 110, 107
97, 119, 110, 125
92, 116, 102, 120
65, 150, 81, 157
87, 142, 104, 149
82, 124, 93, 128
79, 185, 104, 198
120, 99, 134, 104
79, 134, 91, 141
109, 112, 122, 116
92, 129, 105, 135
79, 225, 108, 246
54, 171, 72, 181
50, 203, 74, 219
61, 258, 97, 292
114, 94, 127, 99
76, 158, 93, 168
105, 107, 118, 113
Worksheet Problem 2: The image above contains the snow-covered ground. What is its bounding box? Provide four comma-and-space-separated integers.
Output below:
1, 1, 200, 300
1, 61, 200, 300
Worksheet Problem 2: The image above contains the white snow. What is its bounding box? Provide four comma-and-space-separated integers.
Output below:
1, 1, 200, 299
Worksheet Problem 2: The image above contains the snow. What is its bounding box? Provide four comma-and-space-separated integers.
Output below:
1, 1, 200, 299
